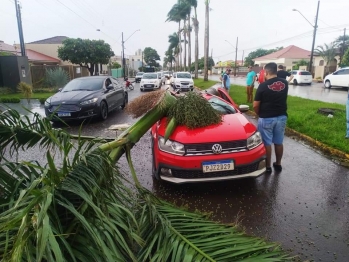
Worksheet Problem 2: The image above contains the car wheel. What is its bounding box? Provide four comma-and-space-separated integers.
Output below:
121, 93, 128, 109
293, 79, 298, 85
141, 88, 144, 92
99, 101, 108, 120
307, 83, 312, 86
151, 138, 160, 180
325, 80, 331, 89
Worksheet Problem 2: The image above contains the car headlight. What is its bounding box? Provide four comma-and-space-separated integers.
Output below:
44, 100, 50, 107
158, 136, 185, 156
247, 131, 263, 150
80, 98, 98, 105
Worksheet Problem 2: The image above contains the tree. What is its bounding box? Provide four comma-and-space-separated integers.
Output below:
243, 47, 283, 67
111, 62, 121, 69
143, 47, 160, 67
292, 59, 309, 70
164, 49, 176, 70
203, 0, 210, 81
188, 0, 199, 78
168, 32, 180, 71
58, 38, 114, 76
190, 56, 214, 72
334, 34, 349, 66
315, 42, 337, 73
341, 48, 349, 67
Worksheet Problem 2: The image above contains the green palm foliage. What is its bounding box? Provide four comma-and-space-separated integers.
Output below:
0, 92, 292, 261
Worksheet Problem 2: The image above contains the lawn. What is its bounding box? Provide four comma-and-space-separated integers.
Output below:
194, 78, 219, 90
0, 92, 55, 100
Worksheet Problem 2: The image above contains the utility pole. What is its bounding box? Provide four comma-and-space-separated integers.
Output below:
122, 32, 126, 79
242, 50, 244, 66
309, 0, 320, 75
340, 28, 346, 66
15, 0, 26, 56
234, 37, 238, 77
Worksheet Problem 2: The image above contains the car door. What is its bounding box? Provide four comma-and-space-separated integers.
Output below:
111, 78, 125, 107
103, 78, 118, 110
342, 69, 349, 88
330, 70, 341, 86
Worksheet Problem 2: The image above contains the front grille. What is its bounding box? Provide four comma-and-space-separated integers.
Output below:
171, 162, 260, 179
50, 104, 80, 112
185, 140, 247, 155
144, 84, 155, 88
181, 82, 189, 85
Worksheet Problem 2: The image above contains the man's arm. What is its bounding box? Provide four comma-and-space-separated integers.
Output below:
253, 101, 261, 116
251, 72, 256, 86
223, 75, 227, 88
287, 72, 293, 83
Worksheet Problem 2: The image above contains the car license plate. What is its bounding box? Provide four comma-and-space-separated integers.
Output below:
58, 112, 71, 117
202, 160, 234, 173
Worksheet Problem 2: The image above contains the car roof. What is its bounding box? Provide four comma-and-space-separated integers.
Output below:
75, 76, 110, 80
176, 72, 191, 74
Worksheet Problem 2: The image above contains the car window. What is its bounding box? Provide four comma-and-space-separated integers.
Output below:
300, 71, 311, 75
343, 69, 349, 75
111, 79, 120, 89
335, 69, 349, 75
177, 73, 192, 78
136, 73, 144, 76
208, 97, 237, 115
61, 78, 103, 92
143, 73, 157, 79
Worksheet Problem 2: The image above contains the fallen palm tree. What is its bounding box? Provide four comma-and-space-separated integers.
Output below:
0, 91, 291, 261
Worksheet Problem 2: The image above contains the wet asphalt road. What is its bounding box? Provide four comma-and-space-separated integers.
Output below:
3, 81, 349, 261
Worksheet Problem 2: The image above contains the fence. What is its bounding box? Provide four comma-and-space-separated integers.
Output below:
111, 68, 124, 78
30, 65, 90, 89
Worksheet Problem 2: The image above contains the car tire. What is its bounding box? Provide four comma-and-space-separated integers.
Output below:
151, 138, 160, 180
99, 101, 108, 120
141, 88, 144, 92
325, 80, 331, 89
293, 79, 298, 85
121, 93, 128, 109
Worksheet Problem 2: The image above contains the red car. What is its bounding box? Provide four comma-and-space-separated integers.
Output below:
151, 88, 266, 184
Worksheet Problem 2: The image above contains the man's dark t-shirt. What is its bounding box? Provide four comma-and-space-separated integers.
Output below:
277, 70, 291, 79
254, 77, 288, 118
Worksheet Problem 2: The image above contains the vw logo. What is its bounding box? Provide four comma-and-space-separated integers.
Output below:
212, 144, 223, 154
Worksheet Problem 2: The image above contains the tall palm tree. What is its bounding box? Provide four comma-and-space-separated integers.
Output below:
334, 34, 349, 65
203, 0, 210, 81
315, 42, 337, 74
186, 0, 197, 74
168, 32, 180, 71
165, 49, 176, 71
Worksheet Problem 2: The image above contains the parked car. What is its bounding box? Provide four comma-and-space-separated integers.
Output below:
157, 72, 165, 86
135, 72, 144, 83
163, 71, 171, 81
171, 72, 194, 92
44, 76, 128, 122
140, 73, 161, 91
323, 67, 349, 89
287, 70, 312, 85
150, 88, 266, 184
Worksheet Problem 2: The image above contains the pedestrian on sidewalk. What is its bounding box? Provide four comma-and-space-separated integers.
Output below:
253, 62, 289, 173
277, 65, 293, 83
246, 66, 256, 103
257, 66, 266, 84
221, 68, 232, 91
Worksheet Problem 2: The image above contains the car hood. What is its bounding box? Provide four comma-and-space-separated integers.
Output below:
142, 79, 158, 83
157, 113, 257, 143
48, 90, 100, 104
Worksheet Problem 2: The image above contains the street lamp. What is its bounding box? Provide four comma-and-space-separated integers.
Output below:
225, 38, 238, 77
122, 29, 140, 79
292, 0, 320, 75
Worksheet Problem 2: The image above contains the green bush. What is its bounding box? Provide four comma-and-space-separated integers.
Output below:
33, 87, 59, 93
39, 98, 47, 104
0, 98, 21, 103
45, 67, 70, 88
0, 87, 15, 95
17, 82, 33, 103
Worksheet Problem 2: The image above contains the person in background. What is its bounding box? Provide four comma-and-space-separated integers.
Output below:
246, 66, 256, 103
221, 68, 232, 91
257, 66, 266, 84
253, 62, 289, 173
277, 65, 293, 83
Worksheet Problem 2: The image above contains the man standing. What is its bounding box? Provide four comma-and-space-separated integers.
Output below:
253, 62, 288, 173
277, 65, 293, 83
246, 66, 256, 103
221, 68, 231, 91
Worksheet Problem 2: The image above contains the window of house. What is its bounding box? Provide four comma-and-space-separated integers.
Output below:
319, 60, 324, 66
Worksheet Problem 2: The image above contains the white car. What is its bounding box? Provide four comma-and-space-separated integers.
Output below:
324, 67, 349, 89
171, 72, 194, 92
140, 73, 161, 92
287, 70, 312, 85
157, 72, 165, 86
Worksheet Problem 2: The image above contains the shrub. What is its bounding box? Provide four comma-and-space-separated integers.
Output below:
0, 87, 15, 95
33, 87, 59, 93
45, 67, 70, 89
17, 82, 33, 103
0, 98, 21, 103
39, 98, 47, 104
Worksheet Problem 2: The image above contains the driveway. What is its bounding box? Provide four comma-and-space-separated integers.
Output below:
203, 75, 348, 105
2, 81, 349, 261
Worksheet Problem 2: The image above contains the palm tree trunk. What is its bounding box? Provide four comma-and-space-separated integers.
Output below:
178, 22, 182, 70
204, 0, 210, 81
183, 21, 187, 71
194, 7, 199, 79
188, 15, 191, 72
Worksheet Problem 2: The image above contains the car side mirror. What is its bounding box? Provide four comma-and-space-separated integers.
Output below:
239, 105, 249, 113
106, 84, 113, 90
58, 88, 62, 92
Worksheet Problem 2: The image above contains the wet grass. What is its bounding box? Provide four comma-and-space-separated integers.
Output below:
229, 84, 349, 154
0, 92, 55, 100
194, 79, 219, 90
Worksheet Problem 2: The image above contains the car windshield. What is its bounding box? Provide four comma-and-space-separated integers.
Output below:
177, 73, 191, 79
61, 78, 103, 92
136, 73, 144, 76
163, 71, 169, 74
300, 71, 311, 75
208, 97, 237, 115
143, 73, 157, 79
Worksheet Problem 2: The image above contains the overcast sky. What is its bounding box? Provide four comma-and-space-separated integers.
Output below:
1, 0, 348, 63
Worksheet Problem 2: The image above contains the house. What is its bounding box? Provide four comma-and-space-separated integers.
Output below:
253, 45, 311, 70
313, 49, 340, 79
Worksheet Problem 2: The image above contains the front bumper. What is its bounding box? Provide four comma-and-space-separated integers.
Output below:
45, 103, 99, 121
155, 145, 266, 184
